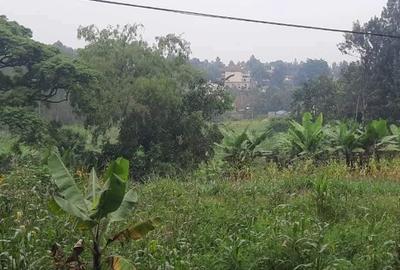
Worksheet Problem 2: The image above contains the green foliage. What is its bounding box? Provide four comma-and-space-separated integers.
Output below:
292, 76, 339, 119
5, 145, 400, 269
76, 24, 231, 178
357, 119, 399, 163
338, 0, 400, 121
225, 114, 400, 169
0, 16, 95, 147
267, 117, 290, 133
0, 107, 49, 146
0, 16, 94, 106
327, 121, 361, 167
287, 112, 325, 159
47, 122, 99, 169
217, 127, 270, 175
48, 150, 156, 269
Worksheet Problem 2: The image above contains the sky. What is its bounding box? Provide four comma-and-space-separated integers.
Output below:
0, 0, 388, 63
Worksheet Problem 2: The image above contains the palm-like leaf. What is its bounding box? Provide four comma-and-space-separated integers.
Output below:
48, 151, 153, 270
217, 127, 270, 169
48, 150, 90, 220
109, 189, 138, 223
91, 158, 130, 220
288, 112, 324, 157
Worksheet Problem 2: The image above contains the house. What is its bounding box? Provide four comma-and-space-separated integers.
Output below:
224, 71, 252, 90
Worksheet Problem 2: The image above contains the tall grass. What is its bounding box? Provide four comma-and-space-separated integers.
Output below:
3, 153, 400, 269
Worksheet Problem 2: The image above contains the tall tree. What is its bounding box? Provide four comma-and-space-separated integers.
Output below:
339, 0, 400, 121
292, 76, 339, 119
294, 59, 331, 85
246, 55, 268, 86
77, 24, 232, 177
0, 16, 94, 145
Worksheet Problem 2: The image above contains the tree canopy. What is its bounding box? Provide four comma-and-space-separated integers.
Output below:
339, 0, 400, 121
75, 24, 232, 177
0, 16, 95, 145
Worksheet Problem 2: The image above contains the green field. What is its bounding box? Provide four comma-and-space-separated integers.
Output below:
3, 147, 400, 269
223, 118, 270, 133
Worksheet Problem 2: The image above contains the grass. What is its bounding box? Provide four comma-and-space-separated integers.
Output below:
3, 155, 400, 269
223, 119, 269, 133
2, 120, 400, 269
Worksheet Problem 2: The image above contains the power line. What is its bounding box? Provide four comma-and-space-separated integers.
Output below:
87, 0, 400, 39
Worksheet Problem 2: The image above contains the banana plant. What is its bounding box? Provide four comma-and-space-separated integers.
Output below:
390, 124, 400, 147
357, 120, 399, 164
287, 112, 325, 160
48, 149, 158, 270
216, 127, 271, 171
326, 121, 363, 168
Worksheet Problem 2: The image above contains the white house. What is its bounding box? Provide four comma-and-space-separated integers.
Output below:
224, 71, 252, 90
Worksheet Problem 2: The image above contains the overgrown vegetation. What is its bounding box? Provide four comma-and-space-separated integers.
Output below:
3, 0, 400, 269
4, 148, 400, 269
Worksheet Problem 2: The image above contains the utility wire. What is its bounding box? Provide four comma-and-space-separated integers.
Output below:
87, 0, 400, 39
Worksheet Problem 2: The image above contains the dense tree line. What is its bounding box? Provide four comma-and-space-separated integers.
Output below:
0, 18, 232, 178
293, 0, 400, 122
191, 55, 341, 114
2, 0, 400, 177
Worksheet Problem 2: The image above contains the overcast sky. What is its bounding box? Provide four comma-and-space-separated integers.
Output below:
1, 0, 388, 63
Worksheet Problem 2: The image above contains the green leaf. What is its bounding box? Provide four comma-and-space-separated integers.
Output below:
107, 256, 136, 270
48, 150, 89, 219
91, 158, 130, 220
105, 158, 130, 181
87, 167, 101, 206
48, 198, 65, 216
53, 196, 92, 221
109, 189, 138, 223
91, 174, 127, 220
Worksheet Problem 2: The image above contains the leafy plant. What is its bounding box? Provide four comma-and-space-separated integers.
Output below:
357, 120, 398, 165
287, 112, 325, 160
217, 127, 270, 173
48, 150, 158, 270
390, 124, 400, 148
326, 121, 362, 168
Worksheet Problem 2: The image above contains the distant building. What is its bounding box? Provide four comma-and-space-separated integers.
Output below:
224, 71, 252, 90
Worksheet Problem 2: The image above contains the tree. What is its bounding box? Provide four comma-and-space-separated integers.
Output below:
292, 76, 339, 119
269, 61, 289, 89
339, 0, 400, 121
0, 16, 93, 106
190, 57, 225, 83
76, 24, 232, 177
246, 55, 268, 86
294, 59, 331, 85
336, 63, 365, 121
327, 121, 361, 167
0, 16, 94, 145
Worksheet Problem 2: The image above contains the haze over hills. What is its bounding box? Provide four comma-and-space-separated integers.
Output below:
0, 0, 387, 63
